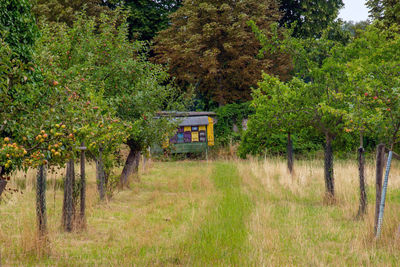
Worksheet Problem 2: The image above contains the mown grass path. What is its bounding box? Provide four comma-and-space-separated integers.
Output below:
181, 162, 253, 266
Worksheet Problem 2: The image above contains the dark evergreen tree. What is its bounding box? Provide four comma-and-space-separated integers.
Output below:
108, 0, 182, 41
279, 0, 344, 38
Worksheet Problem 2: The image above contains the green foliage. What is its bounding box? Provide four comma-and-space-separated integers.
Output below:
339, 23, 400, 147
32, 0, 110, 26
342, 20, 370, 38
214, 103, 253, 145
108, 0, 182, 41
242, 21, 400, 158
0, 35, 111, 176
279, 0, 344, 38
153, 0, 292, 105
35, 10, 185, 156
367, 0, 400, 26
0, 0, 38, 61
1, 9, 133, 178
248, 20, 351, 82
35, 15, 130, 168
238, 75, 323, 158
239, 126, 322, 158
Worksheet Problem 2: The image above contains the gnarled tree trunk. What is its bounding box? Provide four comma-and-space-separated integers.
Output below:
120, 140, 141, 187
62, 159, 75, 232
324, 134, 335, 203
36, 164, 47, 235
287, 132, 294, 174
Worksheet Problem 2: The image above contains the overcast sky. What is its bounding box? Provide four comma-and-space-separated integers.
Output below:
338, 0, 369, 22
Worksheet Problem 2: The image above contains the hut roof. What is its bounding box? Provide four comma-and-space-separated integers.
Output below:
177, 116, 210, 126
157, 111, 216, 117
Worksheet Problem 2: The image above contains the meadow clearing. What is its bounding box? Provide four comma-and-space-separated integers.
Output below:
1, 157, 400, 266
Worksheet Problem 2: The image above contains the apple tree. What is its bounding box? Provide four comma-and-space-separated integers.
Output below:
339, 23, 400, 219
35, 10, 185, 188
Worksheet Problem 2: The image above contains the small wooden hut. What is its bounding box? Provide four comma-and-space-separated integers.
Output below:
153, 111, 216, 154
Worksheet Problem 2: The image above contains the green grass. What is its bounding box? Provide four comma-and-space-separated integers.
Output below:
181, 162, 252, 266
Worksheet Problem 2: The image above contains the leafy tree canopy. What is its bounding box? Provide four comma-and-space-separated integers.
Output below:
367, 0, 400, 25
279, 0, 344, 38
108, 0, 182, 41
342, 20, 370, 38
32, 0, 110, 26
35, 10, 186, 184
153, 0, 292, 105
0, 0, 39, 61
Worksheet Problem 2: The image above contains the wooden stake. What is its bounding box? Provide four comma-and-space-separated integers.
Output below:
374, 144, 386, 234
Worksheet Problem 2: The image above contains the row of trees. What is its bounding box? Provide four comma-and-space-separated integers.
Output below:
30, 0, 346, 108
1, 1, 182, 236
241, 17, 400, 213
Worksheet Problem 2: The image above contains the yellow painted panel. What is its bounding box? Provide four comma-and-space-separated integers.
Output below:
162, 137, 169, 148
184, 126, 191, 132
191, 131, 199, 142
207, 117, 214, 146
199, 125, 206, 131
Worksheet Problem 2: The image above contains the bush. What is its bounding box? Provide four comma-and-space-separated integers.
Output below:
239, 124, 323, 158
214, 102, 253, 146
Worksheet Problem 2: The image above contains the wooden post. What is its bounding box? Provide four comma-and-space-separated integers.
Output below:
374, 144, 386, 234
376, 150, 393, 238
79, 143, 86, 228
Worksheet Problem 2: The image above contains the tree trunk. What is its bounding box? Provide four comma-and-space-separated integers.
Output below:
36, 165, 47, 235
374, 143, 386, 234
96, 148, 105, 201
0, 166, 6, 197
0, 178, 6, 198
357, 146, 367, 218
287, 132, 294, 174
120, 148, 141, 187
324, 134, 335, 202
62, 159, 75, 232
133, 150, 140, 176
79, 145, 86, 228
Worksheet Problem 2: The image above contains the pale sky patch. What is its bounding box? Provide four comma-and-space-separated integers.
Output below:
338, 0, 370, 22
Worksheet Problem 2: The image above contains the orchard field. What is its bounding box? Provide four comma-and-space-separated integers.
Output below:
2, 158, 400, 266
2, 0, 400, 266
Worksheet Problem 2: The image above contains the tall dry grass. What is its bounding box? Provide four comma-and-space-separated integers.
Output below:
238, 157, 400, 266
2, 157, 400, 266
0, 160, 215, 266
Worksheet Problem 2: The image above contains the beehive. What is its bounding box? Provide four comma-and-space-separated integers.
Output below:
153, 112, 216, 154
